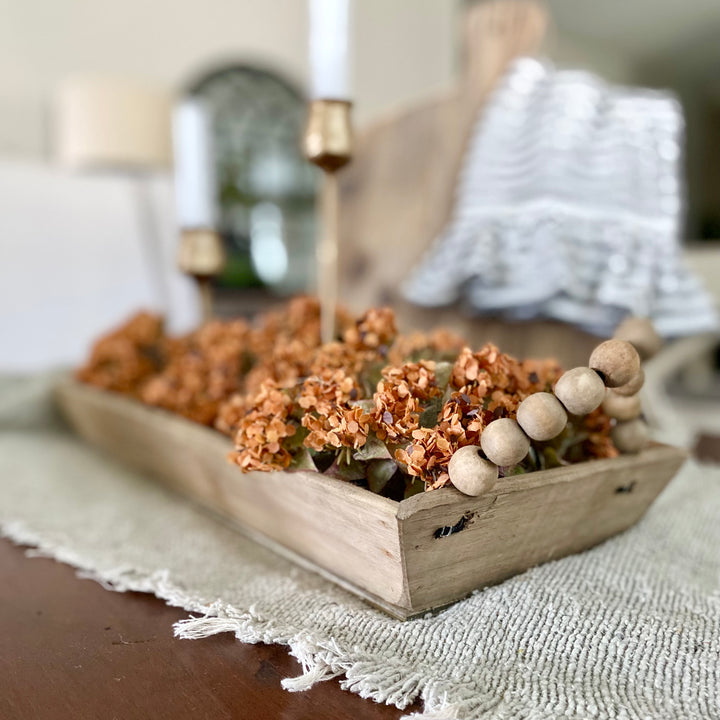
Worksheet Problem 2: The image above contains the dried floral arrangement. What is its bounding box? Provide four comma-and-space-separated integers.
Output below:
75, 297, 635, 501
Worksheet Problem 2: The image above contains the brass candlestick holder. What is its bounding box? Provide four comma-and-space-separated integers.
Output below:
178, 228, 226, 323
302, 99, 353, 344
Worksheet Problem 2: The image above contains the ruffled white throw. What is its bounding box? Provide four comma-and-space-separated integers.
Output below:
403, 58, 717, 338
2, 375, 719, 719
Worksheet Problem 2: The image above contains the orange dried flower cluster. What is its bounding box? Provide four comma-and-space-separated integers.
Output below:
386, 328, 465, 366
76, 312, 165, 396
298, 369, 358, 414
308, 342, 376, 378
140, 319, 250, 424
302, 405, 371, 453
234, 297, 349, 397
343, 307, 397, 351
395, 428, 454, 489
582, 407, 620, 461
78, 297, 346, 428
229, 380, 297, 472
394, 345, 564, 488
78, 300, 618, 492
371, 361, 441, 442
297, 369, 371, 452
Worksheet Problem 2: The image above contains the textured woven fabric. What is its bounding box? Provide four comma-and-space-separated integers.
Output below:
1, 376, 719, 719
403, 58, 717, 338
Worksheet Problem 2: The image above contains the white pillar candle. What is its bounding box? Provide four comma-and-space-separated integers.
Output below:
172, 98, 217, 229
308, 0, 351, 99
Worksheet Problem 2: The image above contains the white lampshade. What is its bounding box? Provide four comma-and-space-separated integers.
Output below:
55, 76, 172, 171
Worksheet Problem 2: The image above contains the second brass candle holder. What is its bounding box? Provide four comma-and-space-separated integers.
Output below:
302, 99, 353, 344
177, 228, 226, 323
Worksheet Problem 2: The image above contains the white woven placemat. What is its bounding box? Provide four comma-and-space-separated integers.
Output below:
1, 375, 719, 719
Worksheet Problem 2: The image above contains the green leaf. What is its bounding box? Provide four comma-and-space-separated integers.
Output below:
542, 447, 569, 469
367, 459, 398, 494
434, 361, 453, 390
353, 399, 375, 414
287, 447, 318, 472
557, 429, 589, 456
419, 396, 443, 428
403, 478, 425, 499
526, 446, 540, 471
284, 424, 309, 450
353, 432, 392, 461
359, 362, 385, 398
325, 453, 367, 481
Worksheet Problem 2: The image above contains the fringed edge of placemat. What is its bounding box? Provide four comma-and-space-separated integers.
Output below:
1, 518, 474, 720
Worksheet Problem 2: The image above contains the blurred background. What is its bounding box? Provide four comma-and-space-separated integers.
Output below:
1, 0, 719, 448
3, 0, 720, 234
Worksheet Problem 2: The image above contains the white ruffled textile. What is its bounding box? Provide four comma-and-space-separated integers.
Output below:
2, 375, 720, 719
403, 58, 717, 338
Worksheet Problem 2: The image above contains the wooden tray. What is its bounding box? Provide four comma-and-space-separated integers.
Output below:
55, 378, 686, 619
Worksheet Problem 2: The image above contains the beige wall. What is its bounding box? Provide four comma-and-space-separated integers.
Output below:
544, 30, 639, 87
0, 0, 457, 158
1, 0, 649, 161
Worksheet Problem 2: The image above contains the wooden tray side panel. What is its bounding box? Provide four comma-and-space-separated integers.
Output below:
55, 380, 686, 618
55, 381, 408, 606
398, 446, 686, 610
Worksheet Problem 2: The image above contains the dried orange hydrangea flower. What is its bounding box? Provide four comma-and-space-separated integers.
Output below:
229, 380, 297, 472
343, 307, 397, 351
76, 312, 165, 396
141, 318, 250, 425
243, 337, 317, 397
371, 361, 442, 442
517, 357, 564, 396
582, 407, 620, 460
387, 328, 465, 365
303, 405, 371, 452
215, 393, 251, 437
298, 369, 358, 413
308, 341, 376, 379
299, 369, 371, 451
241, 298, 358, 398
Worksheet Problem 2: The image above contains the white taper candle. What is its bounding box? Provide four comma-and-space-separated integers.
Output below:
172, 98, 217, 229
309, 0, 351, 99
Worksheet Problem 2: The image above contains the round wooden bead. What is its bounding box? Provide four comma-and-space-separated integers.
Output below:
554, 367, 606, 416
448, 446, 498, 496
480, 418, 530, 467
613, 316, 662, 361
516, 392, 567, 442
611, 418, 650, 454
589, 340, 641, 388
612, 368, 645, 397
602, 391, 642, 421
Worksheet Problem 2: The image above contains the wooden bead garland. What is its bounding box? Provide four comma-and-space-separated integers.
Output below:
607, 315, 655, 453
613, 316, 662, 361
554, 367, 606, 415
612, 368, 645, 397
517, 392, 567, 441
602, 391, 642, 422
611, 418, 650, 454
447, 319, 658, 495
480, 418, 530, 467
589, 339, 641, 388
447, 446, 498, 496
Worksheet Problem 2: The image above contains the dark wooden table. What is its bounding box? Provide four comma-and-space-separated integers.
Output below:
0, 539, 414, 720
